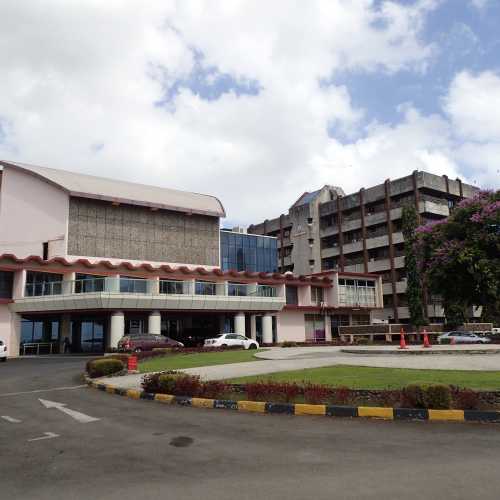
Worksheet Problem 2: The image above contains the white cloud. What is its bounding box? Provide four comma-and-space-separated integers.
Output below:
444, 70, 500, 142
0, 0, 496, 229
469, 0, 489, 9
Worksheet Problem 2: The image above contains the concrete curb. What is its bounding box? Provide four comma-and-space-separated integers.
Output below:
85, 376, 500, 424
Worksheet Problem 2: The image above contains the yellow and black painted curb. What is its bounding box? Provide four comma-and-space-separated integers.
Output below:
86, 379, 500, 424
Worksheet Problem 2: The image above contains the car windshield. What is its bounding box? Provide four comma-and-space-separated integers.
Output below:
216, 334, 225, 338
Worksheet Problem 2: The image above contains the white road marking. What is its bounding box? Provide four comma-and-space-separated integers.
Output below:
1, 415, 22, 423
0, 385, 86, 398
39, 398, 100, 424
28, 432, 59, 442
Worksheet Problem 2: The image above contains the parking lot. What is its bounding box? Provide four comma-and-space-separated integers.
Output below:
2, 357, 500, 500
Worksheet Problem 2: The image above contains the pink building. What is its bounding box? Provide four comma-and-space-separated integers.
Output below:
0, 161, 383, 357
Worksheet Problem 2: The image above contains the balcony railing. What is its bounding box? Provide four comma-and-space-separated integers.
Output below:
24, 277, 278, 299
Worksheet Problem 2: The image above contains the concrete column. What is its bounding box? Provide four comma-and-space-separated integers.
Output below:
148, 311, 161, 335
148, 276, 160, 295
62, 272, 76, 295
110, 311, 125, 349
298, 286, 312, 306
216, 281, 228, 296
234, 312, 246, 335
262, 314, 273, 344
324, 314, 332, 342
183, 279, 195, 295
12, 269, 26, 299
105, 274, 120, 293
250, 315, 257, 340
60, 313, 71, 352
276, 283, 286, 298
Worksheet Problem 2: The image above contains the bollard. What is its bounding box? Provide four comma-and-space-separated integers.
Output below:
399, 328, 408, 350
127, 355, 138, 371
423, 329, 431, 348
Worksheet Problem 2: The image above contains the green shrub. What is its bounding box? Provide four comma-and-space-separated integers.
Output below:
141, 370, 180, 393
401, 383, 452, 409
401, 384, 428, 408
281, 341, 298, 348
87, 358, 124, 378
158, 374, 180, 394
425, 384, 452, 409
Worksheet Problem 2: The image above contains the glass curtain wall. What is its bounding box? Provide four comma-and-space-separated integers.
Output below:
220, 230, 278, 273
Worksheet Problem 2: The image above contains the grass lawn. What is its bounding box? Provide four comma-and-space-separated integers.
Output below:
139, 349, 264, 373
229, 365, 500, 390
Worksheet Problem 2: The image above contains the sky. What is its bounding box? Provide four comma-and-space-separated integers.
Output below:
0, 0, 499, 227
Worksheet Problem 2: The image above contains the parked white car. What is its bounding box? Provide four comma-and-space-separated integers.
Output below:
204, 333, 259, 350
0, 340, 7, 362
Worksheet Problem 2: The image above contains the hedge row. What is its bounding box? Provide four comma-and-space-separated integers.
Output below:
140, 375, 484, 410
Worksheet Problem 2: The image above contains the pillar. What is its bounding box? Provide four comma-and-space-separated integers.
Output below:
250, 315, 257, 340
105, 274, 120, 293
148, 311, 161, 335
324, 314, 332, 342
12, 269, 26, 299
262, 314, 273, 344
147, 276, 160, 295
62, 272, 76, 295
234, 312, 246, 336
109, 311, 125, 349
60, 313, 71, 353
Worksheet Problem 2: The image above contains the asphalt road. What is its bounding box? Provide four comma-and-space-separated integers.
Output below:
2, 357, 500, 500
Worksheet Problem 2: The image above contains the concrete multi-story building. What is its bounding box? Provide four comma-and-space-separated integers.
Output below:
248, 171, 479, 324
0, 160, 383, 356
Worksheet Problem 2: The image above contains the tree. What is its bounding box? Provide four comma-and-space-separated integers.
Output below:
416, 190, 500, 327
402, 205, 427, 329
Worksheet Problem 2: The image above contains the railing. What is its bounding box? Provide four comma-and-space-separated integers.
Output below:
24, 277, 278, 299
21, 342, 58, 356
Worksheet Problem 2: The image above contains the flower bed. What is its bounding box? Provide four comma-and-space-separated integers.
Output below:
140, 373, 500, 411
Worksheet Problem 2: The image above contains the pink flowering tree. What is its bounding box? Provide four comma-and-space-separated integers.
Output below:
416, 190, 500, 326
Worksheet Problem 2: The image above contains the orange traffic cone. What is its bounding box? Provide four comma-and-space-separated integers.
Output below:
423, 329, 431, 348
399, 328, 408, 350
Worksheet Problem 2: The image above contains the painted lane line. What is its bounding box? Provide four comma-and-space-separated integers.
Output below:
28, 432, 59, 442
1, 415, 22, 423
0, 385, 86, 398
39, 398, 100, 424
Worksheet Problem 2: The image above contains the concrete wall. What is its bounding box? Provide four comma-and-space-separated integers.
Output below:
67, 197, 220, 266
277, 310, 305, 342
0, 167, 68, 258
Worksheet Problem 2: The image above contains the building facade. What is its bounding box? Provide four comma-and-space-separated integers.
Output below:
0, 161, 383, 357
248, 171, 479, 323
220, 228, 278, 273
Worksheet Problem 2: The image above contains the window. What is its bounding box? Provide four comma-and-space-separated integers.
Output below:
0, 271, 14, 299
228, 283, 247, 296
160, 280, 183, 295
305, 314, 325, 342
120, 276, 147, 293
286, 286, 298, 305
75, 273, 105, 293
352, 314, 370, 326
195, 281, 216, 295
311, 286, 324, 305
42, 242, 49, 260
338, 278, 376, 307
25, 272, 63, 296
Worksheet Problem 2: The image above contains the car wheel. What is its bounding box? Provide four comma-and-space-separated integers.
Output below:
221, 344, 228, 348
0, 357, 6, 362
248, 343, 257, 350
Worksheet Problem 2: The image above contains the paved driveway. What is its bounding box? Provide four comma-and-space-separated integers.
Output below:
2, 357, 500, 500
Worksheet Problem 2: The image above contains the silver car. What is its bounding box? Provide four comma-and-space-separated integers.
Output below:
438, 331, 491, 344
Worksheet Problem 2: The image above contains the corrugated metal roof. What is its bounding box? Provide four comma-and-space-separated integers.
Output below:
0, 160, 225, 217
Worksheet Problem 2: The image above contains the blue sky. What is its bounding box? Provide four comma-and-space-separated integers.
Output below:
0, 0, 499, 225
